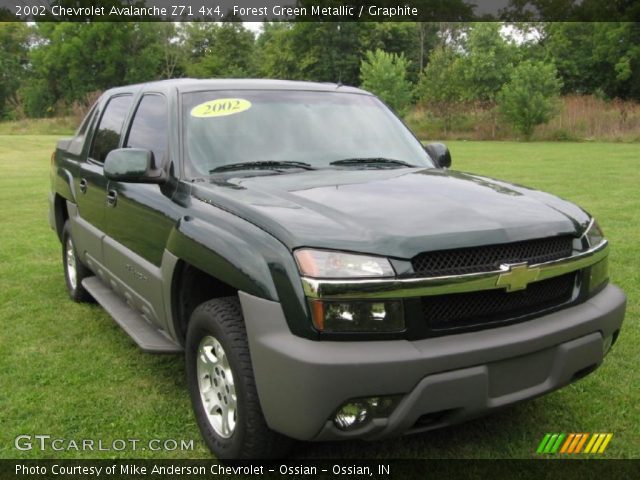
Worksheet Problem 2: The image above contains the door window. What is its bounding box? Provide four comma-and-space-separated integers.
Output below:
89, 95, 132, 163
125, 94, 168, 165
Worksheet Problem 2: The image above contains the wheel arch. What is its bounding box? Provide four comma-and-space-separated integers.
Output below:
170, 260, 240, 344
53, 194, 70, 241
164, 217, 284, 344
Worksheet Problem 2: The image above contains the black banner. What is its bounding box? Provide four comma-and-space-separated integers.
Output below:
2, 459, 640, 480
2, 0, 640, 22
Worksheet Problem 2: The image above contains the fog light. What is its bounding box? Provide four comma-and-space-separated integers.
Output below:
334, 401, 370, 431
333, 396, 402, 431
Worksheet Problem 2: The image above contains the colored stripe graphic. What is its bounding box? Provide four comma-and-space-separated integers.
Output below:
560, 433, 575, 453
544, 434, 559, 453
550, 434, 565, 453
575, 433, 589, 453
537, 434, 552, 454
538, 433, 612, 454
597, 434, 613, 453
584, 433, 613, 454
537, 433, 565, 454
584, 434, 598, 453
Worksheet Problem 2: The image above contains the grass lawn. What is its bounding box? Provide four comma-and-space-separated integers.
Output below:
0, 118, 77, 136
0, 137, 638, 459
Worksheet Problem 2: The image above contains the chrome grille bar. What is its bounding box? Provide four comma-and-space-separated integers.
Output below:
301, 240, 608, 300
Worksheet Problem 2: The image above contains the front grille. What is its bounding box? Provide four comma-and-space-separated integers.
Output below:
411, 235, 574, 277
421, 272, 577, 331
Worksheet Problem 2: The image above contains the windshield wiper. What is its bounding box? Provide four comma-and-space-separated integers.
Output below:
329, 157, 417, 168
210, 161, 315, 173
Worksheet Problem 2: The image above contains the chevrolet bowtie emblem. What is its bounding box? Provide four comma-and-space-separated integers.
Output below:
496, 262, 541, 292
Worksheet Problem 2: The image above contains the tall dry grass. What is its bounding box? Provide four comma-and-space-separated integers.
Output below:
406, 95, 640, 142
534, 96, 640, 142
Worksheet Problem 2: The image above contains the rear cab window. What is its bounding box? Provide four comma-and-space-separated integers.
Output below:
68, 103, 98, 156
89, 95, 133, 163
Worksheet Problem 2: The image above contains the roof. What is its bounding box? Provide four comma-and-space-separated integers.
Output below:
105, 78, 370, 96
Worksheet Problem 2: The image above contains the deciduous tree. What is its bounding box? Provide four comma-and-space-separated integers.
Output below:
360, 49, 413, 116
21, 22, 167, 116
0, 23, 30, 118
416, 46, 465, 132
179, 22, 256, 78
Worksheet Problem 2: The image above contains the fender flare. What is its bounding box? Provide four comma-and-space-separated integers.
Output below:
166, 216, 280, 301
54, 166, 77, 203
164, 211, 314, 340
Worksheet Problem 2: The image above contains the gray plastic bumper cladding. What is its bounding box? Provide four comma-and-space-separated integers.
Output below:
239, 284, 625, 441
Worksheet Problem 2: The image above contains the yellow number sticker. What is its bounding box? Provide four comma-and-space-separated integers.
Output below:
190, 98, 252, 118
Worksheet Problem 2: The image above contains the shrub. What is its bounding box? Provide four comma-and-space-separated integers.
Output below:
497, 60, 562, 139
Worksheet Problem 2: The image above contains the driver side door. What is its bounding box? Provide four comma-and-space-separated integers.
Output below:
102, 93, 178, 329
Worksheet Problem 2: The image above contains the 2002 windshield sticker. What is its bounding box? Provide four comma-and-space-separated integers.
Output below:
191, 98, 252, 118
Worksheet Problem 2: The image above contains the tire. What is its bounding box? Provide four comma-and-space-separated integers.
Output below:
186, 297, 292, 459
61, 220, 93, 303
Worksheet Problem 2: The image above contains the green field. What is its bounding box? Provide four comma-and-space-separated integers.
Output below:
0, 136, 638, 459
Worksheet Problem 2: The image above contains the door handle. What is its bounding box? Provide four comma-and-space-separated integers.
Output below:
106, 189, 118, 207
79, 178, 88, 194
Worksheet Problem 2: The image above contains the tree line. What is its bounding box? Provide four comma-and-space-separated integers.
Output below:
0, 21, 638, 138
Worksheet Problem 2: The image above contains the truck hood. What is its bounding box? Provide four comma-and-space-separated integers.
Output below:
191, 168, 590, 259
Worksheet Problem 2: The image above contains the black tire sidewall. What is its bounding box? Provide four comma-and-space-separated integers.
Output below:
186, 305, 250, 459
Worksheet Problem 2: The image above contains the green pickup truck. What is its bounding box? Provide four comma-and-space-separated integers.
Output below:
49, 79, 626, 459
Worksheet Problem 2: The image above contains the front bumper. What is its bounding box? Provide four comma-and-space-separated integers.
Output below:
239, 284, 626, 441
47, 191, 56, 232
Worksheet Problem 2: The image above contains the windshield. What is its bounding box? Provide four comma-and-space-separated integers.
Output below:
182, 90, 434, 177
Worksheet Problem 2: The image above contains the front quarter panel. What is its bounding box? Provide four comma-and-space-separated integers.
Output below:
53, 165, 77, 202
166, 196, 313, 338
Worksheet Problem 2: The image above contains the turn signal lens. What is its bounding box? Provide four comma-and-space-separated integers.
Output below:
589, 257, 609, 293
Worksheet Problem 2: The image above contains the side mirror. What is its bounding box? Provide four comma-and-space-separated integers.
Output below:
424, 143, 452, 169
104, 148, 165, 184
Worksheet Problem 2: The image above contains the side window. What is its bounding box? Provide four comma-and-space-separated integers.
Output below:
125, 94, 168, 165
89, 95, 132, 163
68, 103, 97, 156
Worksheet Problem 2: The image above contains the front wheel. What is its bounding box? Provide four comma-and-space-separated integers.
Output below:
61, 220, 93, 302
185, 297, 292, 459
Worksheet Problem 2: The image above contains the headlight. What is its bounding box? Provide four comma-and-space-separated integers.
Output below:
295, 250, 400, 332
294, 249, 395, 278
583, 219, 608, 293
583, 218, 605, 248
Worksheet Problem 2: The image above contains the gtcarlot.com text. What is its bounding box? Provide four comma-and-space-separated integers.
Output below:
14, 434, 194, 452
